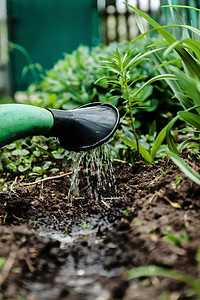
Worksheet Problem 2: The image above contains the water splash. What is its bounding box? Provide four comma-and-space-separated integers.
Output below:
68, 144, 116, 203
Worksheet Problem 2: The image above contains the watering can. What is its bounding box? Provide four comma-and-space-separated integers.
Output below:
0, 102, 119, 151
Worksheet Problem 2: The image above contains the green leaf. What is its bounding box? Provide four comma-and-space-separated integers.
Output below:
161, 5, 200, 13
164, 39, 200, 60
12, 149, 29, 156
126, 4, 200, 79
133, 74, 176, 98
170, 67, 200, 108
0, 257, 6, 267
154, 58, 182, 69
175, 92, 193, 110
6, 162, 17, 172
178, 111, 200, 130
166, 130, 179, 154
18, 164, 31, 172
166, 116, 179, 154
43, 161, 52, 170
135, 85, 153, 101
125, 265, 200, 296
50, 168, 60, 173
32, 166, 44, 174
164, 233, 183, 246
149, 120, 156, 136
48, 94, 57, 107
121, 136, 152, 163
168, 151, 200, 185
150, 126, 167, 161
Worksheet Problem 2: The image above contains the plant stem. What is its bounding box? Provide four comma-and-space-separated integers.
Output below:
122, 74, 141, 160
9, 42, 39, 82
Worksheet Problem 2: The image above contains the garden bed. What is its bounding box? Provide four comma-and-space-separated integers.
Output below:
0, 154, 200, 300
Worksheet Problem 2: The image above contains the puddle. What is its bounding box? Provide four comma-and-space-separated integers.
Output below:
25, 215, 124, 299
37, 214, 116, 247
27, 279, 111, 300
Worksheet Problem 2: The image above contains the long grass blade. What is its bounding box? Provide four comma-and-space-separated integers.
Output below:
125, 3, 200, 78
178, 111, 200, 129
162, 5, 200, 13
133, 74, 176, 98
170, 67, 200, 108
150, 126, 166, 161
125, 265, 200, 296
168, 151, 200, 185
174, 92, 193, 109
135, 9, 183, 99
154, 58, 182, 69
165, 115, 180, 154
164, 38, 200, 60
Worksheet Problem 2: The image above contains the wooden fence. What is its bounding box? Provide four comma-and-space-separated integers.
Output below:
98, 0, 200, 44
99, 0, 161, 44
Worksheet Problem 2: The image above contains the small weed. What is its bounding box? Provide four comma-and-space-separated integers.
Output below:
0, 257, 6, 268
159, 168, 167, 175
65, 224, 69, 233
135, 219, 144, 226
107, 243, 117, 249
164, 229, 190, 247
122, 208, 131, 220
29, 220, 37, 224
171, 175, 183, 190
82, 224, 90, 230
13, 267, 21, 274
1, 213, 7, 225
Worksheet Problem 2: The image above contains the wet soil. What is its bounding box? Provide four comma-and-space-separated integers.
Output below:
0, 154, 200, 300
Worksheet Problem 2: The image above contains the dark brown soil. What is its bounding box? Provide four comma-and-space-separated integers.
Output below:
0, 154, 200, 300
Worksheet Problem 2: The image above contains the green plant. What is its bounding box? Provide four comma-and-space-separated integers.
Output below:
125, 246, 200, 299
21, 39, 176, 121
82, 223, 90, 229
164, 229, 190, 247
129, 3, 200, 128
7, 37, 178, 168
171, 175, 183, 189
121, 2, 200, 182
0, 136, 69, 184
168, 150, 200, 185
97, 46, 176, 162
0, 257, 6, 268
121, 208, 131, 220
125, 264, 200, 299
9, 42, 42, 83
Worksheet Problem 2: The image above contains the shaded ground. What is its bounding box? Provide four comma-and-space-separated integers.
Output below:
0, 154, 200, 300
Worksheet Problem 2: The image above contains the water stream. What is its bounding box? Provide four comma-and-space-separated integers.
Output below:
68, 144, 116, 203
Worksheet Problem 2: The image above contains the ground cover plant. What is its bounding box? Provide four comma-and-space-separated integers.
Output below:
1, 2, 200, 300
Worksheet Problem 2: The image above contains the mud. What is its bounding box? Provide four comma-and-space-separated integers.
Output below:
0, 154, 200, 299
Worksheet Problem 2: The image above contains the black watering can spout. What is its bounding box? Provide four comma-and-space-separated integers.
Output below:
48, 102, 119, 151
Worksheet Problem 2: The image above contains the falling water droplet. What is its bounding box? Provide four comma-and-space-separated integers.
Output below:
67, 144, 117, 203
